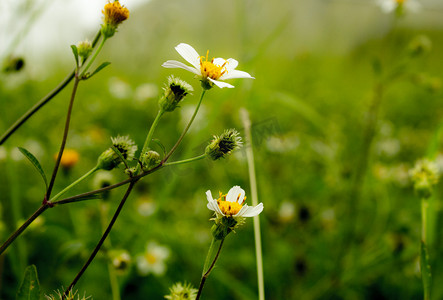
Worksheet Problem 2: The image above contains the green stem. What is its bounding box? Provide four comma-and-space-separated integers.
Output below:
163, 89, 206, 162
422, 199, 428, 244
196, 238, 225, 300
0, 30, 101, 145
202, 238, 216, 275
163, 154, 206, 167
140, 109, 165, 155
46, 75, 81, 200
80, 37, 107, 78
240, 108, 265, 300
49, 166, 99, 202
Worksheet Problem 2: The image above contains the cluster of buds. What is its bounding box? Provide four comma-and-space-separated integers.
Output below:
101, 1, 130, 38
205, 129, 242, 160
97, 135, 137, 170
140, 150, 161, 170
159, 76, 193, 112
409, 158, 439, 199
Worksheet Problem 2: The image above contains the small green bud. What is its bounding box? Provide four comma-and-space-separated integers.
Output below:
141, 150, 161, 170
409, 158, 439, 199
159, 76, 193, 112
164, 282, 198, 300
109, 249, 131, 273
97, 135, 137, 170
77, 40, 93, 60
205, 129, 242, 160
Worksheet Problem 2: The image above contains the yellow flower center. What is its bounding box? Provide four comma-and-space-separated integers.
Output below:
200, 50, 228, 80
103, 1, 130, 26
217, 192, 245, 216
145, 253, 157, 264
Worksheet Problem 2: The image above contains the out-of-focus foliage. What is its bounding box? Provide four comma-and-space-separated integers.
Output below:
1, 0, 443, 299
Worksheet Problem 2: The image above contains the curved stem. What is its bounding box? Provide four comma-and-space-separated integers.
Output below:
163, 89, 206, 162
0, 204, 49, 255
46, 75, 81, 200
0, 30, 101, 145
63, 181, 137, 298
196, 238, 225, 300
50, 166, 99, 202
163, 154, 206, 167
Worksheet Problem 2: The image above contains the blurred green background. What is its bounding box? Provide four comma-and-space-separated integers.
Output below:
2, 0, 443, 299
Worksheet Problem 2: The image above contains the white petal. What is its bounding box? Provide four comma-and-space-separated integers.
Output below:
226, 186, 245, 204
206, 190, 214, 202
220, 69, 254, 80
207, 199, 224, 216
238, 203, 264, 217
225, 58, 238, 70
162, 60, 200, 75
208, 78, 234, 88
175, 43, 201, 70
212, 57, 228, 67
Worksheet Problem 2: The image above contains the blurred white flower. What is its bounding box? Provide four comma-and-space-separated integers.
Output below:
278, 201, 295, 222
0, 146, 7, 161
134, 83, 158, 102
376, 0, 420, 14
136, 241, 170, 276
206, 185, 263, 218
162, 43, 254, 89
108, 77, 132, 99
136, 196, 157, 217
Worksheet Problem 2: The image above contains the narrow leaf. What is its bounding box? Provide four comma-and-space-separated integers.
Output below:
70, 45, 79, 67
18, 147, 48, 190
420, 241, 432, 300
152, 139, 167, 156
89, 62, 111, 78
16, 265, 40, 300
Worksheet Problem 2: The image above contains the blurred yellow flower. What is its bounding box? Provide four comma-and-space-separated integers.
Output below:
55, 149, 79, 169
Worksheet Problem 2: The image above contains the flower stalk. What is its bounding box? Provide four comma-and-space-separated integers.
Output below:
196, 238, 225, 300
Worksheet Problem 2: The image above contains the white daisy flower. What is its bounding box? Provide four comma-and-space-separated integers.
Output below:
206, 185, 263, 218
162, 43, 254, 89
376, 0, 421, 14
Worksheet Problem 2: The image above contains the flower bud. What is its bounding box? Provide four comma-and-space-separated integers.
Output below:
141, 150, 161, 170
159, 76, 193, 112
409, 159, 439, 199
408, 35, 432, 57
97, 135, 137, 170
101, 1, 130, 39
77, 40, 93, 60
164, 282, 198, 300
205, 129, 242, 160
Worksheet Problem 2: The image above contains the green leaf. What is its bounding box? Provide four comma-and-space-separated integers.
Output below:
18, 147, 48, 190
16, 265, 40, 300
88, 62, 111, 79
420, 241, 432, 300
152, 139, 167, 156
71, 45, 79, 67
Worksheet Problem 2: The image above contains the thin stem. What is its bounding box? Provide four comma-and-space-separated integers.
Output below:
50, 166, 99, 202
240, 108, 265, 300
0, 31, 101, 145
202, 238, 216, 275
140, 109, 165, 155
196, 238, 225, 300
163, 89, 206, 162
163, 154, 206, 167
63, 181, 137, 298
0, 204, 49, 255
79, 37, 107, 78
46, 75, 81, 200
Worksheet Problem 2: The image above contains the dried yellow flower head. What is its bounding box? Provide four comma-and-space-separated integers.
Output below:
101, 1, 130, 38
